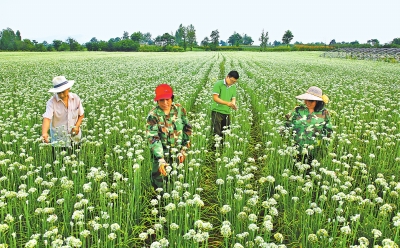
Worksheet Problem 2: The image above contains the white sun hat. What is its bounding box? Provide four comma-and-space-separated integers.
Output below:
48, 76, 74, 93
296, 86, 324, 101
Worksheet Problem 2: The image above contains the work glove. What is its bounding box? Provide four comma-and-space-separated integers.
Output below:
177, 150, 186, 163
158, 158, 168, 176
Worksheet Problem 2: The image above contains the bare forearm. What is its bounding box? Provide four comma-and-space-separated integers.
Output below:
42, 118, 51, 135
213, 95, 228, 105
75, 114, 84, 128
42, 118, 51, 142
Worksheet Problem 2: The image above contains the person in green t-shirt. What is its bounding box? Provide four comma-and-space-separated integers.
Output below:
211, 71, 239, 144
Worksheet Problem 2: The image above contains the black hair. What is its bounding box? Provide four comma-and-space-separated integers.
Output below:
315, 101, 325, 112
227, 70, 239, 79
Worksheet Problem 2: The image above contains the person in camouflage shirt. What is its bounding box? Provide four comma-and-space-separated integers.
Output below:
285, 86, 333, 164
146, 84, 192, 192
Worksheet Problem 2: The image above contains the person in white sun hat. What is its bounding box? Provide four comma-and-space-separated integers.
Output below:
41, 76, 84, 154
285, 86, 333, 167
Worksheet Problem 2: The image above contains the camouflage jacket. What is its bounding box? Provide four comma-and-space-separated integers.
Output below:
286, 105, 333, 148
146, 103, 192, 159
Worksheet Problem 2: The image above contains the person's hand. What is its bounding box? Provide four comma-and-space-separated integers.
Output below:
227, 102, 237, 110
158, 158, 168, 176
71, 127, 80, 136
178, 150, 186, 163
42, 133, 50, 143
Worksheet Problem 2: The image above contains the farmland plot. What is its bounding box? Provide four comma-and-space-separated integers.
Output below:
0, 51, 399, 247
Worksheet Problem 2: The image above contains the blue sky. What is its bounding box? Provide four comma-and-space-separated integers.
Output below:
2, 0, 398, 45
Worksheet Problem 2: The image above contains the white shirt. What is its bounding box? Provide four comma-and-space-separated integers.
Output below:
43, 93, 84, 146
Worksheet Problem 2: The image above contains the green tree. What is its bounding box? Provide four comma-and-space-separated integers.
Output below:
155, 33, 175, 47
201, 37, 209, 47
350, 40, 359, 45
162, 33, 175, 46
0, 27, 17, 50
67, 37, 81, 51
392, 38, 400, 45
142, 32, 153, 45
367, 39, 379, 47
16, 39, 34, 51
282, 30, 294, 47
259, 29, 269, 51
210, 29, 219, 50
123, 31, 129, 40
228, 32, 242, 46
242, 34, 253, 45
116, 39, 139, 51
273, 40, 282, 46
16, 30, 21, 41
52, 40, 62, 51
130, 32, 143, 43
175, 24, 187, 49
186, 24, 196, 51
85, 37, 99, 51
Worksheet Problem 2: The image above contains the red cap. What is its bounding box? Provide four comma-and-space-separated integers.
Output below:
154, 84, 173, 101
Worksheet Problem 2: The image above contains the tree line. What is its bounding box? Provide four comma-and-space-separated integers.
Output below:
1, 25, 399, 52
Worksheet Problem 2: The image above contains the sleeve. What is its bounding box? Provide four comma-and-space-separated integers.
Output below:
285, 107, 298, 128
42, 98, 54, 119
212, 81, 221, 95
323, 110, 333, 137
146, 113, 164, 159
77, 95, 84, 115
231, 86, 237, 99
181, 107, 192, 147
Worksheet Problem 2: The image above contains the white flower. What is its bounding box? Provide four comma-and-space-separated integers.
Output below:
274, 232, 284, 243
308, 234, 318, 243
159, 238, 169, 247
150, 241, 161, 248
139, 232, 148, 240
170, 223, 179, 230
221, 224, 232, 237
80, 230, 90, 238
340, 225, 351, 235
110, 223, 120, 231
371, 229, 382, 238
25, 239, 37, 248
108, 233, 117, 240
358, 237, 369, 246
233, 243, 244, 248
248, 223, 259, 232
220, 205, 232, 214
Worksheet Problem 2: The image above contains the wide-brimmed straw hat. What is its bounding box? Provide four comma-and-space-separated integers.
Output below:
296, 86, 329, 103
48, 76, 74, 93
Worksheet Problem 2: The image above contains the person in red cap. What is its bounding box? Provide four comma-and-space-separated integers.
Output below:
146, 84, 192, 193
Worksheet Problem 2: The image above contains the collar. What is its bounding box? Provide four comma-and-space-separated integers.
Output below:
224, 79, 233, 88
55, 92, 73, 101
156, 102, 176, 114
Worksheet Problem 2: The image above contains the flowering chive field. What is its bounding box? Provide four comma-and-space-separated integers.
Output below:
0, 51, 399, 248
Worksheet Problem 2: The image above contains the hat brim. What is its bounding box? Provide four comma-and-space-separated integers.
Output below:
295, 93, 322, 101
48, 81, 74, 93
154, 93, 173, 101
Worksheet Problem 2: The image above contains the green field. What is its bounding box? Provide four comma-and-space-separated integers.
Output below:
0, 51, 399, 247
